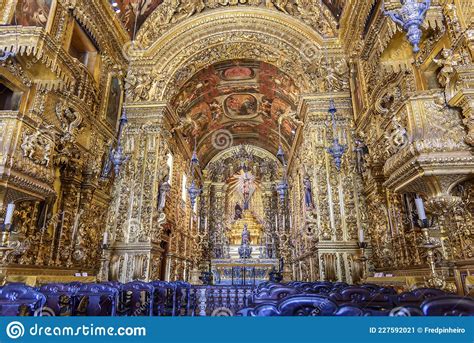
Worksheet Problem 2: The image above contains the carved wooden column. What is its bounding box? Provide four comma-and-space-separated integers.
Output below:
289, 93, 364, 283
105, 103, 170, 282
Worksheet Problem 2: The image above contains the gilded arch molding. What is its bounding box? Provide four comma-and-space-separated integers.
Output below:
135, 1, 338, 47
207, 144, 281, 167
125, 8, 347, 104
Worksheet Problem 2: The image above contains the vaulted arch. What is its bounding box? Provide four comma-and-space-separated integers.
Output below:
125, 7, 348, 104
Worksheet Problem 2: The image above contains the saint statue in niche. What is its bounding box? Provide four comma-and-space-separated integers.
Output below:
157, 175, 171, 211
303, 174, 314, 209
238, 224, 252, 259
354, 138, 368, 174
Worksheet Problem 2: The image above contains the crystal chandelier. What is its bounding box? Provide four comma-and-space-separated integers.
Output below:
326, 100, 347, 172
383, 0, 431, 53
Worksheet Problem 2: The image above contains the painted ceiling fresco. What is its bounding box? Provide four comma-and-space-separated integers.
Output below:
111, 0, 163, 34
171, 60, 301, 164
13, 0, 52, 27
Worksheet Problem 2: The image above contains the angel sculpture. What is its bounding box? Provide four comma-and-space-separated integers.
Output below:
171, 114, 199, 137
433, 48, 461, 88
55, 102, 82, 143
277, 107, 304, 127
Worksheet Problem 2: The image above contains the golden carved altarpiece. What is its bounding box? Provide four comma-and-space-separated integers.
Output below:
0, 0, 472, 292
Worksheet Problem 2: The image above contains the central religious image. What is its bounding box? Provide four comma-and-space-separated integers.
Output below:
224, 94, 258, 117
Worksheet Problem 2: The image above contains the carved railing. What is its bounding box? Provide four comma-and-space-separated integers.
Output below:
190, 285, 254, 316
1, 280, 472, 316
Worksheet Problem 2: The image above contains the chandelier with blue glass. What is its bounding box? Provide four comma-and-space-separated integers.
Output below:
326, 100, 347, 172
383, 0, 431, 53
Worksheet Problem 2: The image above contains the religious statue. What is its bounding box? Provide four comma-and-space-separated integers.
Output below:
303, 174, 314, 209
242, 224, 250, 245
158, 175, 171, 211
238, 224, 252, 259
433, 48, 461, 88
100, 145, 113, 180
238, 170, 255, 211
234, 203, 243, 220
55, 102, 83, 144
354, 138, 369, 174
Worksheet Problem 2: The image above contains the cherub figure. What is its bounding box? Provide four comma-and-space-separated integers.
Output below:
277, 107, 304, 127
171, 114, 199, 137
265, 0, 289, 14
209, 100, 222, 121
433, 48, 461, 88
55, 102, 82, 143
21, 130, 40, 159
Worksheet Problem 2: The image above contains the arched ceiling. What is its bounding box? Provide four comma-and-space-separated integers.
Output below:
110, 0, 346, 38
171, 60, 301, 165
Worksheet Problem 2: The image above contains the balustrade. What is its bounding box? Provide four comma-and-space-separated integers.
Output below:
0, 281, 472, 316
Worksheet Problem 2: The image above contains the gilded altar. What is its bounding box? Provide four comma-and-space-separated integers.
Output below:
228, 211, 263, 246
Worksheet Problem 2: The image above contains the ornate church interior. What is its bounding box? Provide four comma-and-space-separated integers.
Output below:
0, 0, 473, 316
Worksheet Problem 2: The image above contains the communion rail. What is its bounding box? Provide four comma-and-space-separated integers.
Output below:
1, 281, 473, 316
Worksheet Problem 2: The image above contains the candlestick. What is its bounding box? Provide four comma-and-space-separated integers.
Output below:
415, 197, 427, 220
71, 210, 83, 243
358, 227, 364, 242
4, 203, 15, 225
102, 230, 109, 245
